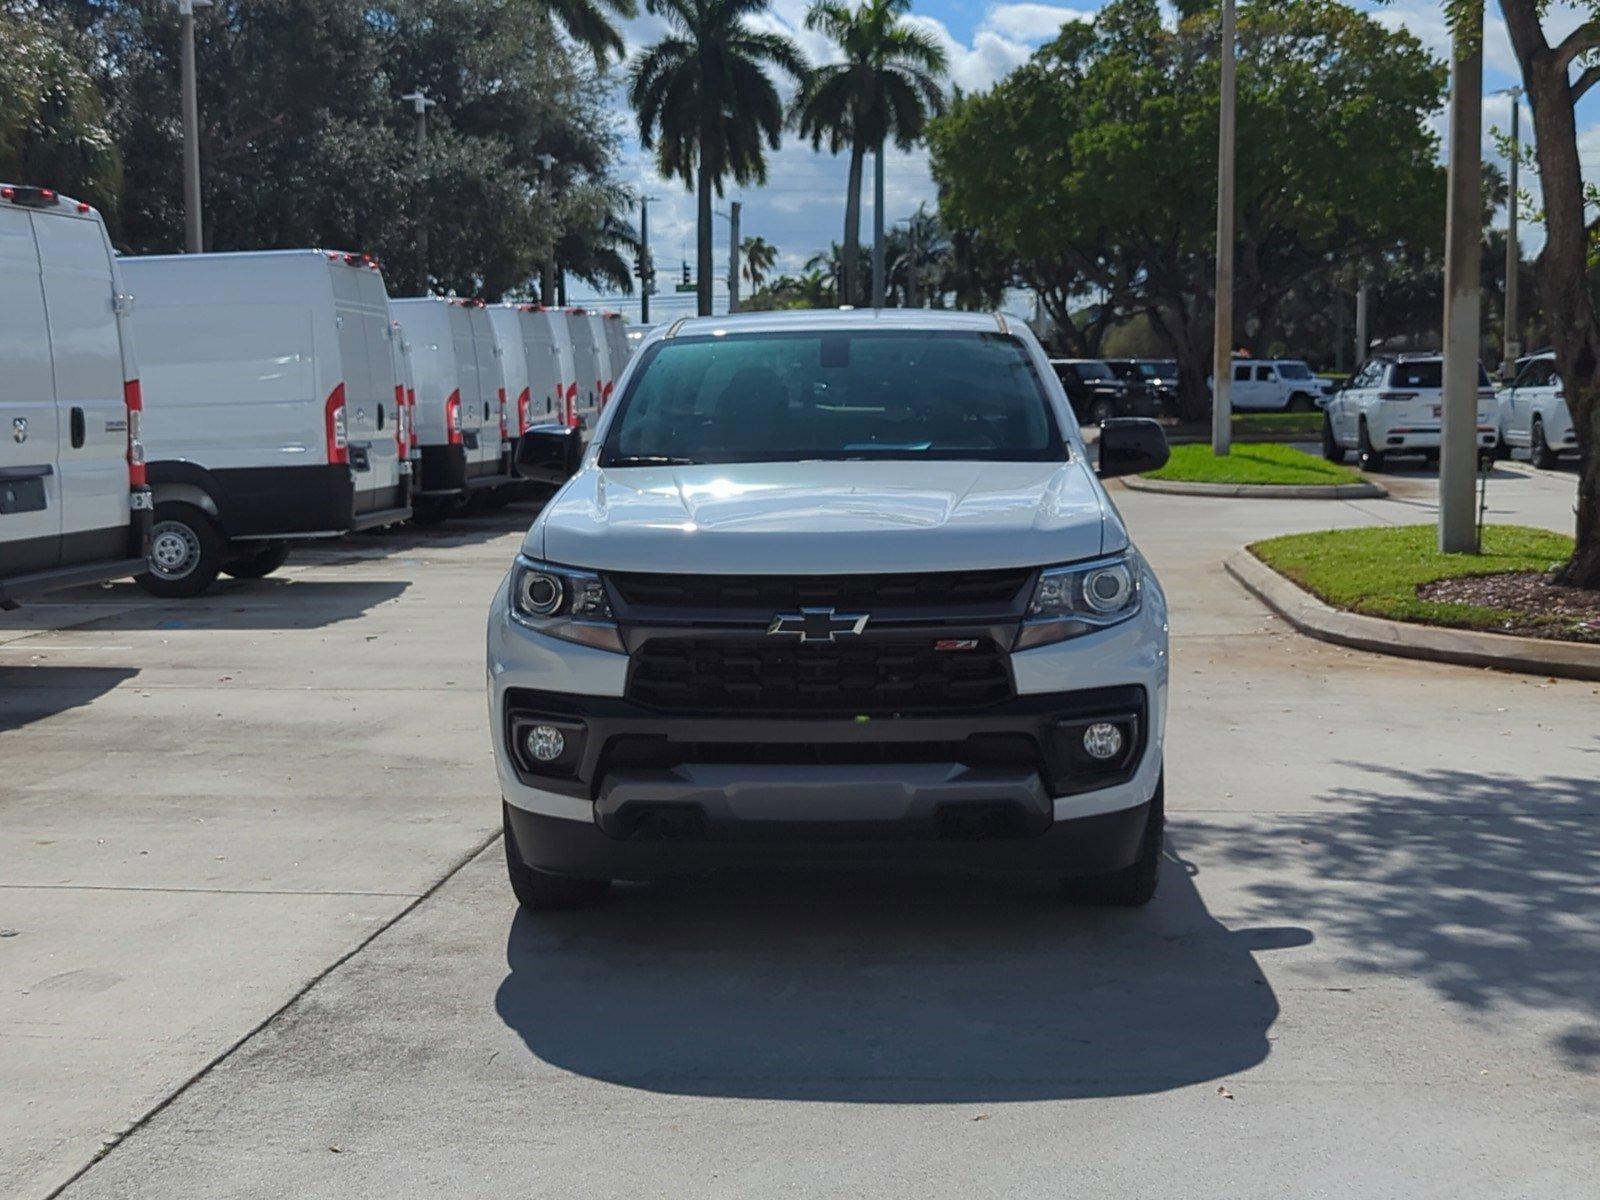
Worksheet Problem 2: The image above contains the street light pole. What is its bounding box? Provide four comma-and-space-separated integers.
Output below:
400, 90, 435, 291
175, 0, 212, 253
1497, 86, 1524, 380
728, 200, 741, 314
1211, 0, 1237, 457
872, 142, 886, 309
1440, 3, 1484, 554
537, 153, 557, 306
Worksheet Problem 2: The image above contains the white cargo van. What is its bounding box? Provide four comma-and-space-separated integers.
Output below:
120, 250, 411, 596
388, 317, 420, 468
547, 307, 579, 427
563, 308, 603, 430
601, 311, 631, 391
0, 184, 151, 607
507, 306, 569, 426
391, 297, 515, 521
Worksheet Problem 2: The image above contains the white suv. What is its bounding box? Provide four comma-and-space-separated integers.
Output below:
1216, 359, 1332, 411
1322, 354, 1497, 470
1498, 352, 1576, 469
486, 310, 1173, 910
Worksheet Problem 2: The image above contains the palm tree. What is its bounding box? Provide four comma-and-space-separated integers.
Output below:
629, 0, 805, 315
534, 0, 640, 65
792, 0, 946, 306
741, 235, 778, 290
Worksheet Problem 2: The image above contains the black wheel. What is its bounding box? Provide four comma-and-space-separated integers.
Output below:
1493, 433, 1512, 461
1530, 417, 1558, 470
222, 541, 290, 580
136, 502, 226, 598
410, 495, 461, 525
1088, 399, 1115, 427
1061, 773, 1164, 907
503, 803, 611, 911
1287, 392, 1316, 413
1357, 419, 1386, 472
1321, 415, 1346, 463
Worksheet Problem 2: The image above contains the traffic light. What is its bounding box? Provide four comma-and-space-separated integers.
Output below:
682, 261, 690, 286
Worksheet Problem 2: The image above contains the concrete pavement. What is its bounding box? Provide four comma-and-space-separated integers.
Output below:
4, 464, 1597, 1199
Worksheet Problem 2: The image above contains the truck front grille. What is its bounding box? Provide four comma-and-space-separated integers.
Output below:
627, 636, 1014, 713
607, 568, 1033, 613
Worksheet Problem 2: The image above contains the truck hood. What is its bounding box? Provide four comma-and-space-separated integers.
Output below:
529, 459, 1120, 574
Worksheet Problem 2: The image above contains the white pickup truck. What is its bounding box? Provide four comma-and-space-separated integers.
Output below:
486, 310, 1173, 910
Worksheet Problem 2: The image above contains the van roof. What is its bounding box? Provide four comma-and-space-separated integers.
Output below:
1, 182, 102, 220
121, 247, 386, 274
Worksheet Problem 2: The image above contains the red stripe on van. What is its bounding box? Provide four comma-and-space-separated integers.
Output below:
325, 384, 349, 465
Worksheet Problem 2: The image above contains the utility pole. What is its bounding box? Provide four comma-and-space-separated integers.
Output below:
1440, 3, 1484, 554
1497, 86, 1524, 380
907, 215, 919, 308
728, 201, 741, 314
1210, 0, 1237, 457
638, 195, 657, 324
400, 90, 435, 290
1355, 283, 1369, 367
872, 142, 887, 308
175, 0, 211, 253
537, 153, 557, 306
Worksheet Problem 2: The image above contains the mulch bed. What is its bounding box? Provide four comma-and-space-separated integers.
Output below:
1417, 571, 1600, 643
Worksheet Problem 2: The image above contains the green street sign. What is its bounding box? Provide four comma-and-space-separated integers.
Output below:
675, 283, 696, 293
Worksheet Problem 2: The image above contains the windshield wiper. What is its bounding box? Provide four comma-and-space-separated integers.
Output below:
606, 454, 700, 467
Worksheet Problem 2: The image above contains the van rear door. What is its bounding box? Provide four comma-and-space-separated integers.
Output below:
518, 309, 563, 424
331, 263, 403, 517
463, 305, 504, 471
33, 206, 130, 562
564, 311, 601, 429
0, 205, 62, 574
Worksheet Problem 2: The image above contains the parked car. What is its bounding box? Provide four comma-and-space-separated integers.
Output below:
1048, 358, 1162, 425
1216, 358, 1328, 411
1321, 353, 1497, 471
0, 184, 151, 607
120, 250, 411, 595
391, 297, 517, 521
1498, 351, 1577, 469
1103, 358, 1179, 412
488, 309, 1172, 911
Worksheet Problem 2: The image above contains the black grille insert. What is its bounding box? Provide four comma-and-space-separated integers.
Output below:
608, 568, 1033, 612
627, 637, 1014, 713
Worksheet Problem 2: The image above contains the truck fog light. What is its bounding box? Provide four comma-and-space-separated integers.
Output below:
525, 724, 566, 763
1082, 722, 1123, 761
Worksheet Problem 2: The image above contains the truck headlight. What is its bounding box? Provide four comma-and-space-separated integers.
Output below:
509, 557, 623, 653
1016, 551, 1144, 650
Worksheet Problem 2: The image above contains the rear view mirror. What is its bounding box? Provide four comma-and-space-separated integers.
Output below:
1097, 418, 1169, 479
514, 425, 583, 485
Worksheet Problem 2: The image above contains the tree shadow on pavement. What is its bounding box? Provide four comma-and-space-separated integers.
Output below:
1187, 762, 1600, 1073
494, 835, 1310, 1103
0, 665, 139, 732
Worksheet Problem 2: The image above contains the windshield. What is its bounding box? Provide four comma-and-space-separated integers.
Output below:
1137, 361, 1174, 379
1277, 361, 1314, 379
602, 330, 1065, 465
1387, 360, 1492, 389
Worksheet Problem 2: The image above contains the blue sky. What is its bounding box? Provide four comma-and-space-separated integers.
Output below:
574, 1, 1597, 317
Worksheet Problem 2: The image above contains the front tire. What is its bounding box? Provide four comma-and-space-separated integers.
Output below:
222, 541, 290, 580
1321, 415, 1347, 463
1287, 392, 1316, 413
1357, 419, 1386, 472
136, 502, 225, 598
1060, 774, 1164, 908
1530, 417, 1559, 470
503, 803, 611, 911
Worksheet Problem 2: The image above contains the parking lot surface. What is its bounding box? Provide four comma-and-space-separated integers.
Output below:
3, 464, 1597, 1199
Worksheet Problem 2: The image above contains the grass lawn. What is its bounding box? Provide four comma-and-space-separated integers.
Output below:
1250, 524, 1578, 635
1229, 412, 1324, 438
1145, 442, 1362, 486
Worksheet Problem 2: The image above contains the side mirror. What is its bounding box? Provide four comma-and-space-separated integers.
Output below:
514, 425, 583, 485
1097, 417, 1169, 479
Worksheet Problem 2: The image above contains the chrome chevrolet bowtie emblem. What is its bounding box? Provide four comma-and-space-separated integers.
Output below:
767, 607, 870, 643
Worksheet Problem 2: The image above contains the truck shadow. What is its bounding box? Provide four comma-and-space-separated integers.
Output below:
0, 665, 139, 732
494, 833, 1307, 1102
44, 578, 411, 631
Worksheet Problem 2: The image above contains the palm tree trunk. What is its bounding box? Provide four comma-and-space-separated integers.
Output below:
697, 158, 714, 317
843, 143, 864, 306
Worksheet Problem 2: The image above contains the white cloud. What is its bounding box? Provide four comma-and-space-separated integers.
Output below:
981, 3, 1093, 43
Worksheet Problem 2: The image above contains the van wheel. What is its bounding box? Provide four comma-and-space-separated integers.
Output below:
223, 542, 290, 580
1060, 773, 1163, 908
1321, 415, 1346, 463
503, 803, 611, 911
137, 503, 225, 598
1287, 392, 1316, 413
1357, 420, 1386, 472
1530, 417, 1559, 470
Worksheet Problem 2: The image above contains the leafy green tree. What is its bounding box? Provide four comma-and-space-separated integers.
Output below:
0, 6, 121, 215
740, 234, 777, 289
931, 0, 1445, 417
792, 0, 946, 305
628, 0, 804, 315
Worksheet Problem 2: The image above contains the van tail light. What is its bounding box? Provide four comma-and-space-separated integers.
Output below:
124, 379, 147, 487
517, 387, 531, 435
325, 383, 349, 465
407, 388, 419, 452
565, 382, 578, 427
394, 384, 407, 458
498, 387, 509, 439
446, 389, 463, 445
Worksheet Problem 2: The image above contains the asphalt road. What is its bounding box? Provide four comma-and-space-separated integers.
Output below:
2, 461, 1596, 1199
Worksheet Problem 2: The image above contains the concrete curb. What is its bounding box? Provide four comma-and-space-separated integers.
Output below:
1123, 475, 1388, 499
1225, 548, 1600, 682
